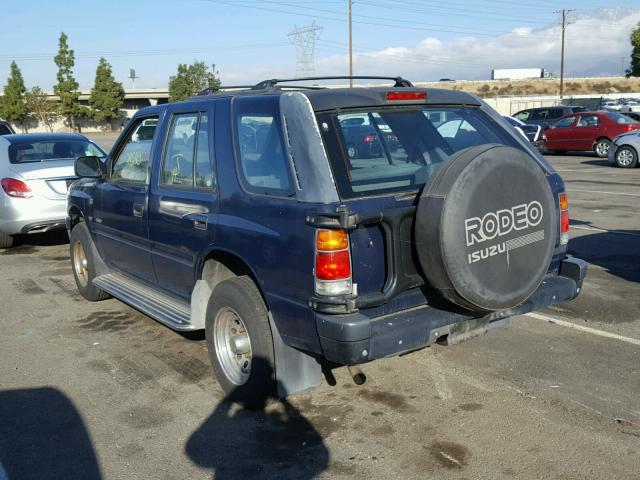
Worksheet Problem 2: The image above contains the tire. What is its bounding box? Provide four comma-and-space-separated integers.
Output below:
206, 276, 275, 407
0, 232, 14, 249
69, 222, 110, 301
594, 138, 611, 158
415, 144, 557, 313
346, 143, 358, 159
614, 146, 638, 168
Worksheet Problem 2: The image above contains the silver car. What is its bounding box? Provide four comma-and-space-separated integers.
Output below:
608, 131, 640, 168
0, 133, 106, 248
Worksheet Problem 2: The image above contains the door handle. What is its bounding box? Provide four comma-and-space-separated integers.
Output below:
133, 203, 144, 217
184, 213, 208, 230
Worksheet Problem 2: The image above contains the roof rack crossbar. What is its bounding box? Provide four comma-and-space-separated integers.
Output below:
252, 76, 414, 90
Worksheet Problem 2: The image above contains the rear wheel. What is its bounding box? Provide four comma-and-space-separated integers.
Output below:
0, 232, 14, 249
615, 146, 638, 168
206, 276, 275, 407
69, 222, 110, 301
594, 138, 611, 158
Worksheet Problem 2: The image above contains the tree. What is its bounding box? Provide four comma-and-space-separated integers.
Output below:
89, 57, 125, 129
1, 61, 28, 131
627, 22, 640, 77
26, 87, 59, 132
168, 61, 221, 101
54, 32, 82, 130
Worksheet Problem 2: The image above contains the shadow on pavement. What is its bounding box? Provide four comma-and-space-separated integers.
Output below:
569, 222, 640, 283
11, 229, 69, 248
185, 358, 329, 479
0, 387, 101, 480
580, 159, 612, 167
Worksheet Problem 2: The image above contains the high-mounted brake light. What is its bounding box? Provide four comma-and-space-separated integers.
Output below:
386, 91, 427, 102
559, 193, 569, 245
314, 229, 353, 296
1, 178, 33, 198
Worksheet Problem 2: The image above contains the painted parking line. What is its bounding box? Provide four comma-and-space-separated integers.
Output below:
570, 225, 640, 237
526, 312, 640, 347
567, 188, 640, 197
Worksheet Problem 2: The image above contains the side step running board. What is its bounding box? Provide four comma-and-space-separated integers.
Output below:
93, 272, 194, 331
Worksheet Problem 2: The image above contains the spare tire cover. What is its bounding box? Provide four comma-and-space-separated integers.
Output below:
415, 144, 557, 312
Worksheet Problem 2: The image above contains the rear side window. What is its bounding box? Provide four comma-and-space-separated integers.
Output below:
234, 96, 292, 196
318, 107, 520, 198
577, 115, 599, 127
513, 110, 531, 122
0, 124, 12, 135
111, 116, 158, 183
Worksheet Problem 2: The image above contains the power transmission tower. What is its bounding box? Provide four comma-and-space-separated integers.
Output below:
288, 22, 323, 77
554, 9, 574, 100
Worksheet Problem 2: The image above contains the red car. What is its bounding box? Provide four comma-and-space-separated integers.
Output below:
543, 111, 640, 157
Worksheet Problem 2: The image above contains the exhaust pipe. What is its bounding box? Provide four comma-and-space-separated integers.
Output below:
347, 366, 367, 385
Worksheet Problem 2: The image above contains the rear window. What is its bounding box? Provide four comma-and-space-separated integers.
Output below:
8, 140, 105, 164
605, 112, 639, 124
317, 107, 520, 198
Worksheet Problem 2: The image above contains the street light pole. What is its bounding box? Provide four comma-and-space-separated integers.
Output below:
349, 0, 353, 87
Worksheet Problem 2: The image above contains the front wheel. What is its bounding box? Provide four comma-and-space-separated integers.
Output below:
594, 138, 611, 158
615, 146, 638, 168
0, 232, 14, 249
69, 222, 110, 301
206, 276, 275, 407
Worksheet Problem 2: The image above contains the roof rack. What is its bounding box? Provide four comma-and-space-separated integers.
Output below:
252, 76, 414, 90
196, 75, 414, 96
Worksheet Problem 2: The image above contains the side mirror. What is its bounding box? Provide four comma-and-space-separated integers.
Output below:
75, 156, 105, 178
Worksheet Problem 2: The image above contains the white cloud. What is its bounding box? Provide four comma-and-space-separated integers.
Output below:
312, 7, 640, 81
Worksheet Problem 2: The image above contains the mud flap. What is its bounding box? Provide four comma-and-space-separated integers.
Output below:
268, 313, 323, 397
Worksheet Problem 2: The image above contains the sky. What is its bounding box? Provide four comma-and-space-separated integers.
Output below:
1, 0, 639, 91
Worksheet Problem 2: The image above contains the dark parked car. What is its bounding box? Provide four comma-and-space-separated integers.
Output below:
543, 111, 640, 157
340, 115, 399, 159
67, 76, 586, 401
503, 116, 543, 148
0, 121, 15, 136
513, 106, 588, 128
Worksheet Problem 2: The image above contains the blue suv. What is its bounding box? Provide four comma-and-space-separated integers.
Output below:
68, 76, 586, 402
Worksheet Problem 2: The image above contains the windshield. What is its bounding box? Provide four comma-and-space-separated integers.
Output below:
317, 107, 521, 198
605, 112, 639, 125
8, 140, 106, 164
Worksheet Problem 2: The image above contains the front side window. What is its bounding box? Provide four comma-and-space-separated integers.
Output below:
161, 112, 213, 189
111, 116, 159, 183
551, 116, 576, 129
234, 97, 291, 195
318, 106, 520, 198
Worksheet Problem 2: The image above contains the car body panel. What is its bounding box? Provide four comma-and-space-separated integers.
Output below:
0, 134, 105, 235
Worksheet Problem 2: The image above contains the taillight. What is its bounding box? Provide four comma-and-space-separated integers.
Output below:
559, 193, 569, 245
1, 178, 33, 198
315, 229, 353, 296
363, 134, 377, 143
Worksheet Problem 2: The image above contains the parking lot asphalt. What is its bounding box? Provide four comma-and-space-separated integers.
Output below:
1, 149, 638, 480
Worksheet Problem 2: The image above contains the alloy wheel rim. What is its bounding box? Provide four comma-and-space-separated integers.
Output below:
214, 307, 253, 385
617, 149, 634, 166
597, 142, 609, 156
72, 240, 89, 287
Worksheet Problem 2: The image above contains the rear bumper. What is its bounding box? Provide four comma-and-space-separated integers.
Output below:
0, 194, 67, 235
316, 256, 587, 365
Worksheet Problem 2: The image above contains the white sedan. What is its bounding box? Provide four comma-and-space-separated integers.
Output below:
0, 133, 106, 248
